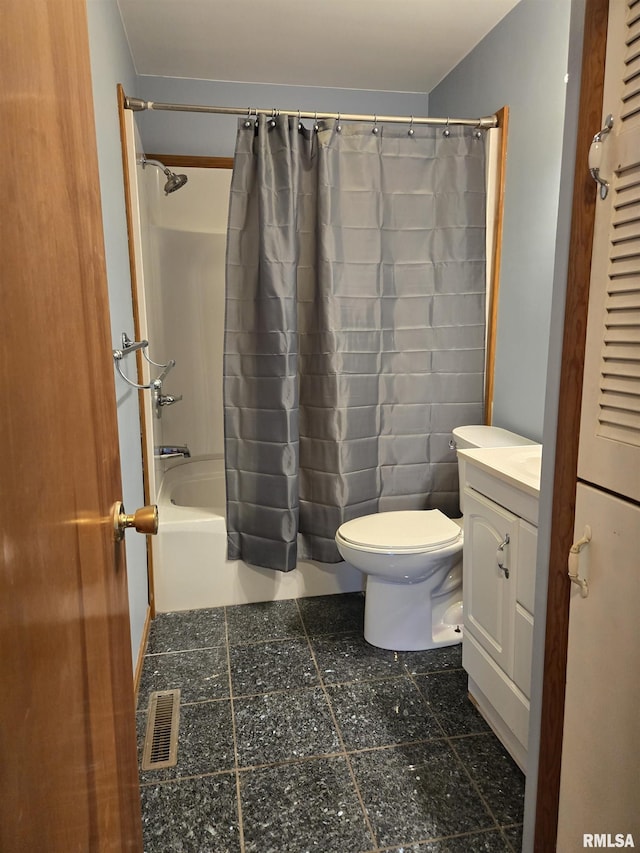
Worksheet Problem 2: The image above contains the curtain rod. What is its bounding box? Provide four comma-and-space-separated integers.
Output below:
124, 95, 498, 129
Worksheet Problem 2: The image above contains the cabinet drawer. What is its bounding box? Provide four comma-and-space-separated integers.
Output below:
464, 465, 539, 525
514, 605, 534, 699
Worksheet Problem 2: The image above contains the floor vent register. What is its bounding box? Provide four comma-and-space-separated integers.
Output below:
142, 689, 181, 770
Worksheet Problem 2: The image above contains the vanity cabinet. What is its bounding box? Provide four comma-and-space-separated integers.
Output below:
461, 452, 540, 773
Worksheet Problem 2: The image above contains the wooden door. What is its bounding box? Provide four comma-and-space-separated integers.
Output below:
0, 2, 143, 851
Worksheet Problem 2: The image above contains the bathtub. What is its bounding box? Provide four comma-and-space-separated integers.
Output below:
153, 457, 362, 612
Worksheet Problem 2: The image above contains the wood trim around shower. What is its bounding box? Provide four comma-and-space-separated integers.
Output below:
484, 105, 508, 425
144, 153, 234, 169
116, 83, 157, 638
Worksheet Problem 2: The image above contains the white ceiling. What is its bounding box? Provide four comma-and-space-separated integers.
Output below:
117, 0, 521, 93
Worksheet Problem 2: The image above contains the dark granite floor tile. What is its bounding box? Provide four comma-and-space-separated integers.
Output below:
135, 709, 147, 768
327, 677, 442, 750
230, 638, 318, 696
414, 670, 490, 736
137, 646, 229, 709
502, 822, 524, 851
225, 599, 304, 644
350, 741, 494, 847
451, 734, 525, 827
140, 773, 240, 853
240, 756, 374, 853
233, 687, 341, 767
387, 829, 512, 851
139, 699, 235, 783
310, 632, 410, 684
146, 607, 226, 654
298, 592, 365, 636
399, 642, 463, 675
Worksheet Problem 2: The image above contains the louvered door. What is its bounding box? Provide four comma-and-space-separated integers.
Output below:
578, 0, 640, 502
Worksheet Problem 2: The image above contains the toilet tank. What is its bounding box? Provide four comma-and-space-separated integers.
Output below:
452, 425, 538, 514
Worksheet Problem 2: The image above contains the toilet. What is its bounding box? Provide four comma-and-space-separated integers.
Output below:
335, 425, 537, 651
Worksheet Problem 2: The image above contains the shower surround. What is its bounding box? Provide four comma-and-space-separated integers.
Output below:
133, 160, 361, 610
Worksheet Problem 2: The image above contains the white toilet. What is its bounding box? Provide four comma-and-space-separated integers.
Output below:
335, 425, 537, 651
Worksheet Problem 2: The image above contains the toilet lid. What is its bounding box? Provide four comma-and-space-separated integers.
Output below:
338, 510, 461, 552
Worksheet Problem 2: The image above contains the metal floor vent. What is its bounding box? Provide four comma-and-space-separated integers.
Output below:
142, 689, 181, 770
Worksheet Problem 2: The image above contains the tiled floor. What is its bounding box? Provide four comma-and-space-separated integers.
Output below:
137, 593, 524, 853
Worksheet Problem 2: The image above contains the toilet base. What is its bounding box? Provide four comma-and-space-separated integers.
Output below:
364, 575, 463, 651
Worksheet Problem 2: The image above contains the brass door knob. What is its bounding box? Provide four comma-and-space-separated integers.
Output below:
113, 502, 159, 541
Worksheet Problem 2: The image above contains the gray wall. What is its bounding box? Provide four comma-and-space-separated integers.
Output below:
133, 76, 429, 157
430, 0, 573, 441
86, 0, 148, 663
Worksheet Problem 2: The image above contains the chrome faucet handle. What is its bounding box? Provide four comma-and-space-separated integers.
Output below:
159, 394, 182, 406
153, 385, 183, 419
449, 438, 457, 450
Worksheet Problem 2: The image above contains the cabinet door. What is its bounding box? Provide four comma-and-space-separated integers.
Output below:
557, 483, 640, 847
463, 487, 520, 674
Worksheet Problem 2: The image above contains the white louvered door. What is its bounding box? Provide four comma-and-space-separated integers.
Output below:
578, 0, 640, 502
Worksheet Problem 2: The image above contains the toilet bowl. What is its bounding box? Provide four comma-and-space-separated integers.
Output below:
335, 425, 537, 651
336, 510, 464, 650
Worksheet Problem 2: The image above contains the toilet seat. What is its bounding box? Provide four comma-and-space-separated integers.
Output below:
337, 510, 462, 554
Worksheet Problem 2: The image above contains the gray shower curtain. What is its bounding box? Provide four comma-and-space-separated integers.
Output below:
224, 115, 486, 571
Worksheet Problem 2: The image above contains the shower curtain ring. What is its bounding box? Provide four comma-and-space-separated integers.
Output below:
314, 112, 319, 132
408, 116, 414, 136
297, 109, 303, 131
443, 117, 450, 138
244, 107, 252, 128
372, 115, 379, 135
336, 113, 342, 132
475, 118, 483, 139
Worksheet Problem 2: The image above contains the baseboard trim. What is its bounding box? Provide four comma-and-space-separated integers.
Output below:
133, 606, 152, 705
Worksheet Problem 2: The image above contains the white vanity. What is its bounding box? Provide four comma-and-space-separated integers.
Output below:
457, 443, 542, 773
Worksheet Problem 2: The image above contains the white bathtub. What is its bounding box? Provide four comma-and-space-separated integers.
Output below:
153, 457, 362, 612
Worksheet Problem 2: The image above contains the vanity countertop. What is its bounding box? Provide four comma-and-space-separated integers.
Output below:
457, 444, 543, 497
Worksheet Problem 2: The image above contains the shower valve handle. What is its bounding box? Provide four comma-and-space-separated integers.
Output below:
158, 393, 182, 407
152, 386, 182, 419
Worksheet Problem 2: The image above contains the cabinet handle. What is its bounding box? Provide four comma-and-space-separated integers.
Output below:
568, 526, 591, 598
497, 533, 510, 579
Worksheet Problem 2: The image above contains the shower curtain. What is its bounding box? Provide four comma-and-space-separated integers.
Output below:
224, 115, 486, 571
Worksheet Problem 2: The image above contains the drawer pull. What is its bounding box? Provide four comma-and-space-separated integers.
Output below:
497, 533, 510, 579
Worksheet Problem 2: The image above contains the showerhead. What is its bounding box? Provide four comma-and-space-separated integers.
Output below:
138, 155, 188, 195
163, 171, 188, 194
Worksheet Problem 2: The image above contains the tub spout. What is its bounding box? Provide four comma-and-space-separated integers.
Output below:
155, 445, 191, 458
